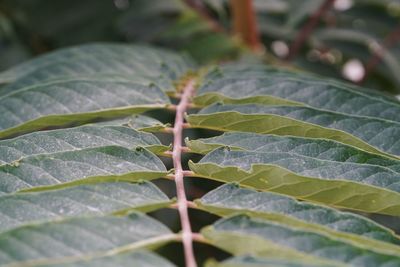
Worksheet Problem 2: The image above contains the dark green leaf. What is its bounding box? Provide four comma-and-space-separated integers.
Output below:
0, 44, 193, 86
0, 212, 176, 266
188, 104, 400, 157
186, 132, 400, 172
195, 65, 400, 123
0, 125, 168, 164
197, 184, 400, 254
36, 251, 176, 267
0, 78, 170, 139
203, 215, 400, 266
0, 146, 167, 194
190, 146, 400, 215
0, 181, 172, 233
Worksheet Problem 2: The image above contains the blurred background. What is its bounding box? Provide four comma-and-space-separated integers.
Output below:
1, 0, 400, 93
1, 0, 399, 265
0, 0, 400, 94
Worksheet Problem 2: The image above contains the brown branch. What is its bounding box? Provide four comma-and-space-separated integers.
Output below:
171, 79, 197, 267
230, 0, 262, 51
182, 0, 226, 33
360, 24, 400, 84
286, 0, 335, 60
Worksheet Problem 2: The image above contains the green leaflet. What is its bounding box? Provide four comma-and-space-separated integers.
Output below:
35, 251, 176, 267
194, 74, 400, 123
206, 255, 338, 267
0, 125, 168, 164
0, 146, 167, 194
186, 132, 400, 172
186, 132, 400, 173
197, 64, 400, 106
194, 92, 301, 108
0, 67, 174, 97
2, 41, 400, 265
0, 212, 176, 266
0, 181, 172, 233
190, 147, 400, 215
197, 184, 400, 255
0, 78, 171, 139
202, 215, 400, 266
93, 115, 169, 133
0, 43, 194, 88
187, 104, 400, 158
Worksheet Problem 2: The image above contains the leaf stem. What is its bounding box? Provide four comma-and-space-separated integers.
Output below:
160, 147, 192, 157
192, 232, 208, 244
172, 79, 197, 267
182, 170, 195, 176
162, 124, 192, 134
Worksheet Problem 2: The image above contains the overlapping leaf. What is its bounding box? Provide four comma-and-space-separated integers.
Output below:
36, 251, 176, 267
206, 255, 337, 267
0, 43, 193, 86
0, 125, 169, 164
94, 115, 168, 132
187, 103, 400, 157
186, 132, 400, 171
0, 181, 172, 233
186, 132, 400, 172
0, 212, 176, 266
0, 44, 197, 139
195, 65, 400, 123
202, 215, 400, 266
197, 184, 400, 254
0, 145, 167, 194
190, 145, 400, 215
0, 78, 170, 139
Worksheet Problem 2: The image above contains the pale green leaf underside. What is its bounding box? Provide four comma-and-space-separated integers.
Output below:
0, 125, 168, 164
35, 251, 175, 267
0, 146, 167, 194
188, 104, 400, 157
195, 65, 400, 123
0, 43, 193, 88
0, 78, 170, 139
206, 255, 337, 267
197, 148, 400, 192
186, 132, 400, 173
190, 147, 400, 215
0, 181, 171, 233
202, 215, 400, 266
0, 212, 175, 266
197, 184, 400, 255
